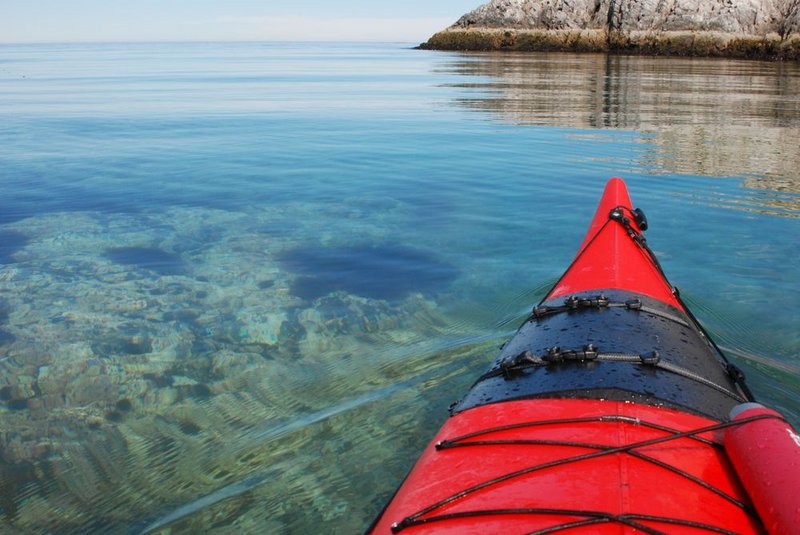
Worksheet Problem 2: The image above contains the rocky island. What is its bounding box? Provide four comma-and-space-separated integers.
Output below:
420, 0, 800, 59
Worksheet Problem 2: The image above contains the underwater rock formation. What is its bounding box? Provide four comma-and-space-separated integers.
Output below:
0, 203, 465, 532
421, 0, 800, 59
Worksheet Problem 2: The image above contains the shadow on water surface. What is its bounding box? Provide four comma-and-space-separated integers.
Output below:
277, 244, 458, 301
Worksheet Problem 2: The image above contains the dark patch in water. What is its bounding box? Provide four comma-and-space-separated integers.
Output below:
0, 207, 27, 226
0, 230, 28, 264
257, 280, 275, 290
0, 460, 36, 520
189, 384, 213, 399
147, 436, 177, 459
179, 420, 202, 435
144, 373, 175, 388
163, 309, 200, 323
0, 329, 14, 347
105, 410, 124, 422
277, 244, 457, 301
115, 399, 133, 412
105, 246, 185, 276
7, 399, 28, 410
92, 335, 152, 356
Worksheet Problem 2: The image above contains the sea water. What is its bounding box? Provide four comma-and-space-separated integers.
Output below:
0, 42, 798, 533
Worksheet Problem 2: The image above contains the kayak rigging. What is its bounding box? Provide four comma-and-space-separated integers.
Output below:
473, 345, 746, 402
395, 509, 740, 535
454, 286, 747, 418
529, 295, 691, 327
391, 412, 785, 534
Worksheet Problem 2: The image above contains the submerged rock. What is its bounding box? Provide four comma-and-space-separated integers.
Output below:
277, 244, 458, 302
105, 246, 185, 276
0, 204, 462, 532
236, 307, 287, 347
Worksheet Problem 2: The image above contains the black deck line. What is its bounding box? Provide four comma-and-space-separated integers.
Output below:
453, 289, 743, 421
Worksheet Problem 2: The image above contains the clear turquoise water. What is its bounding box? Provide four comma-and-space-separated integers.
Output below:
0, 42, 798, 533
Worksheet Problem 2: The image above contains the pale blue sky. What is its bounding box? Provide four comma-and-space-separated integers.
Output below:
0, 1, 481, 43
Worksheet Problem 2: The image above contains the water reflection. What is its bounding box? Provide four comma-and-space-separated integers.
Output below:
445, 53, 800, 194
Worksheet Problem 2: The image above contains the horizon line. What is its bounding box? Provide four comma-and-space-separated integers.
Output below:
0, 38, 429, 46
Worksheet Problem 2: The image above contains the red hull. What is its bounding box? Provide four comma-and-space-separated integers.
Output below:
372, 400, 762, 534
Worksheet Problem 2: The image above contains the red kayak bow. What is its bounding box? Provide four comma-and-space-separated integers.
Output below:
547, 177, 683, 310
370, 178, 799, 534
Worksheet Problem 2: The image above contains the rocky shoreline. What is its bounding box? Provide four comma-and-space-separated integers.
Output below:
419, 0, 800, 60
420, 28, 800, 59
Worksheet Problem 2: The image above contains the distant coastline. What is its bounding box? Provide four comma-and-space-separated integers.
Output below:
419, 28, 800, 60
418, 0, 800, 60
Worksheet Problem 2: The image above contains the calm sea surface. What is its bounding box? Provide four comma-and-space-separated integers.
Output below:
0, 42, 798, 533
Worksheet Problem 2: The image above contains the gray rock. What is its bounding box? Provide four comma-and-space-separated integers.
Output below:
451, 0, 799, 36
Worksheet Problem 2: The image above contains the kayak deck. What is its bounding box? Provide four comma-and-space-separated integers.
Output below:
453, 288, 746, 421
375, 399, 763, 534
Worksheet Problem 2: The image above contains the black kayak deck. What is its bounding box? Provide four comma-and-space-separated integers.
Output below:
453, 289, 748, 421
